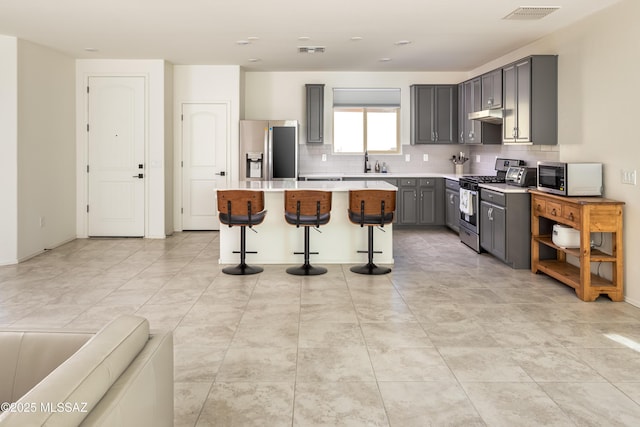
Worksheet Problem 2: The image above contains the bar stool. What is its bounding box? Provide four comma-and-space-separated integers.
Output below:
284, 190, 332, 275
348, 189, 396, 275
217, 190, 267, 275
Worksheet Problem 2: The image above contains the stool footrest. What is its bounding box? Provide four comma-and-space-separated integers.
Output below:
233, 250, 257, 254
357, 250, 382, 254
294, 251, 319, 255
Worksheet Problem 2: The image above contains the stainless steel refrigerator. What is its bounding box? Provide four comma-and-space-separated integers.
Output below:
240, 120, 299, 181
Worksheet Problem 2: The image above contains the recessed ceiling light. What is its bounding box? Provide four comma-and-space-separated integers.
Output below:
350, 36, 363, 41
248, 58, 261, 62
379, 58, 392, 62
84, 47, 98, 52
236, 40, 250, 46
298, 36, 310, 41
247, 36, 259, 41
394, 40, 411, 46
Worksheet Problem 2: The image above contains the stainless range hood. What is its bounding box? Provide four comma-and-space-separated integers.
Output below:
468, 109, 503, 124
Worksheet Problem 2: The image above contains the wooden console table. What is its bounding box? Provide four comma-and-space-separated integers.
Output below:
530, 190, 624, 302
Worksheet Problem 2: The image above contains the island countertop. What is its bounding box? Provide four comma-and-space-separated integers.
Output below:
221, 180, 397, 191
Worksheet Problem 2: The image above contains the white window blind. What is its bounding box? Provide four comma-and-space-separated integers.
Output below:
332, 88, 401, 108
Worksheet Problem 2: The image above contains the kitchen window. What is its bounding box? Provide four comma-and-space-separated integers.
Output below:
332, 88, 401, 154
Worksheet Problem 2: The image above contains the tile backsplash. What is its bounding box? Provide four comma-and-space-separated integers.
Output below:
299, 143, 559, 176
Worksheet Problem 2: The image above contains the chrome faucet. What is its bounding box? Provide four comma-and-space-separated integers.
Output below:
364, 151, 371, 173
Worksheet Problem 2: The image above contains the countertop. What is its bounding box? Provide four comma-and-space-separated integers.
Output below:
222, 180, 397, 192
479, 183, 533, 194
301, 172, 465, 180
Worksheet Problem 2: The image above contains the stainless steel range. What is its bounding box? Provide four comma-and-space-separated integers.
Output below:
459, 158, 524, 252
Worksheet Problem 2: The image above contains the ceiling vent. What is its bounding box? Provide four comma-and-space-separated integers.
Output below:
298, 46, 325, 54
503, 6, 560, 20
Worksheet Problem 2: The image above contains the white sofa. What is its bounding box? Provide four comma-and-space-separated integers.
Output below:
0, 315, 173, 427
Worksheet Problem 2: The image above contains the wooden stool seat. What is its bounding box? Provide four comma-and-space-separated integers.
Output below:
217, 190, 267, 275
284, 190, 332, 275
348, 189, 396, 275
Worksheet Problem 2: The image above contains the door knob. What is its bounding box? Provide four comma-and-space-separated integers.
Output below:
215, 171, 226, 176
132, 173, 143, 178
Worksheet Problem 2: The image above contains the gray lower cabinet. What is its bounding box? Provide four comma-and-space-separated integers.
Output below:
445, 179, 460, 233
398, 178, 444, 226
305, 84, 324, 143
479, 188, 531, 269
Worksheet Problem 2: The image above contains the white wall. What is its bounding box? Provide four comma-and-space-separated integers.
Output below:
0, 36, 18, 265
17, 40, 76, 261
75, 59, 171, 239
172, 65, 241, 231
467, 0, 640, 305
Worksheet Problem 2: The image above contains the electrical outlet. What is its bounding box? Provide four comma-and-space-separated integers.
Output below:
321, 154, 327, 162
476, 155, 481, 163
405, 154, 411, 162
423, 154, 429, 162
621, 169, 637, 185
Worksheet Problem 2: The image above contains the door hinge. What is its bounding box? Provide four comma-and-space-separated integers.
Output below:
181, 114, 183, 121
86, 86, 90, 94
86, 165, 89, 173
86, 123, 89, 132
181, 208, 184, 214
181, 161, 183, 167
86, 205, 89, 213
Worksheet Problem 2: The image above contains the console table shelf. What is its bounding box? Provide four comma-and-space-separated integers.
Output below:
530, 190, 624, 302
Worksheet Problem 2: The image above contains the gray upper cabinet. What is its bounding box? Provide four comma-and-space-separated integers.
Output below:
502, 55, 558, 145
481, 69, 502, 109
410, 85, 458, 144
305, 84, 324, 143
459, 78, 501, 145
462, 78, 482, 144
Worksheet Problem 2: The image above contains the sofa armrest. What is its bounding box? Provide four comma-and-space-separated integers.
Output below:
0, 315, 149, 426
80, 331, 173, 427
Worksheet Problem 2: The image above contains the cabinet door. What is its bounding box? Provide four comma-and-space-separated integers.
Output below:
481, 69, 502, 109
434, 85, 457, 144
515, 60, 531, 142
491, 204, 507, 260
410, 85, 435, 144
458, 83, 465, 143
480, 201, 493, 251
502, 64, 517, 142
305, 84, 324, 143
399, 187, 418, 224
445, 188, 460, 231
463, 78, 482, 144
419, 187, 436, 224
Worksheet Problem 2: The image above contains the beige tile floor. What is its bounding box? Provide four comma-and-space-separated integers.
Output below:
2, 228, 640, 426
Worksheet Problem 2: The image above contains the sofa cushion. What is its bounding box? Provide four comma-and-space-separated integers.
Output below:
0, 315, 149, 426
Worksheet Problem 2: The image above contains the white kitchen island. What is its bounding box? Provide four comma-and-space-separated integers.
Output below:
218, 180, 397, 265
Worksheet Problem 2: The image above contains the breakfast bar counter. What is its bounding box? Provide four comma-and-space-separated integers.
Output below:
218, 180, 397, 265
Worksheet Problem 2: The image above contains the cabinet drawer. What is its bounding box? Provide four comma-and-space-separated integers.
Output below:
481, 189, 505, 206
562, 204, 580, 226
545, 201, 562, 218
445, 179, 460, 190
532, 197, 546, 215
419, 178, 436, 187
400, 178, 417, 186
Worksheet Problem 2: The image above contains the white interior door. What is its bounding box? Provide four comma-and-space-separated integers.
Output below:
87, 76, 145, 237
182, 103, 228, 230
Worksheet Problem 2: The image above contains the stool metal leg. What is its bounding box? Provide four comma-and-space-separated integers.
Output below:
350, 226, 391, 275
223, 226, 263, 275
287, 226, 327, 276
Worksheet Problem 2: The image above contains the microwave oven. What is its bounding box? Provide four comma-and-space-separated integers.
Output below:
537, 162, 603, 196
